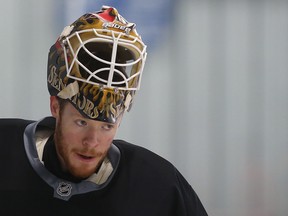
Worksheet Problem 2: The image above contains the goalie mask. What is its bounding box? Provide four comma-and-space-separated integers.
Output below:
47, 6, 147, 123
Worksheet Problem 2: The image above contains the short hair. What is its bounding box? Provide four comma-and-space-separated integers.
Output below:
57, 97, 69, 115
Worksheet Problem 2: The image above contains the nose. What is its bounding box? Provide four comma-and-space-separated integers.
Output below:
82, 128, 100, 148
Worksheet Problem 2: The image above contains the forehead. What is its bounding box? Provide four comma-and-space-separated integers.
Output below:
62, 101, 82, 117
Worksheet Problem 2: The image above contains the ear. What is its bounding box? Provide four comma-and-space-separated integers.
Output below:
50, 96, 60, 118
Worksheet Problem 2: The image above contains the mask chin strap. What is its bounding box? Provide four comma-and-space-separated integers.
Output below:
57, 81, 79, 99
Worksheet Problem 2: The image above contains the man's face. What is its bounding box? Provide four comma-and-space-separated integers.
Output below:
50, 96, 121, 179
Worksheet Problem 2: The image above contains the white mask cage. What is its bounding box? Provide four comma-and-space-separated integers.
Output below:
62, 29, 147, 90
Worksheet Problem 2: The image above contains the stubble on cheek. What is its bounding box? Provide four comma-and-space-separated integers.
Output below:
53, 120, 109, 179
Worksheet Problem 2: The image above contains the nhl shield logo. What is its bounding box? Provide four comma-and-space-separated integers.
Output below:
56, 182, 72, 197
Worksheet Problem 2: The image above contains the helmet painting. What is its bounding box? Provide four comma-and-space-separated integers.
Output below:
47, 6, 147, 123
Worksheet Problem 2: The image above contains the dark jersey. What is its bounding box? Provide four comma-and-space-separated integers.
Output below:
0, 118, 208, 216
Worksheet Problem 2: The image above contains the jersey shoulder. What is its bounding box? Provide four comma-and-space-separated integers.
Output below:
113, 139, 177, 176
113, 139, 172, 163
0, 118, 34, 131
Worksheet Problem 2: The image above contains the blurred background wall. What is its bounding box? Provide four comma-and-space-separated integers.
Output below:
1, 0, 288, 215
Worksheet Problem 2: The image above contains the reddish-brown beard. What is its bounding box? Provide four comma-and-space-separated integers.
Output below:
54, 116, 107, 179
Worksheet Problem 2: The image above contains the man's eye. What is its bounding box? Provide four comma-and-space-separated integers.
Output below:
102, 124, 115, 130
75, 120, 87, 127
